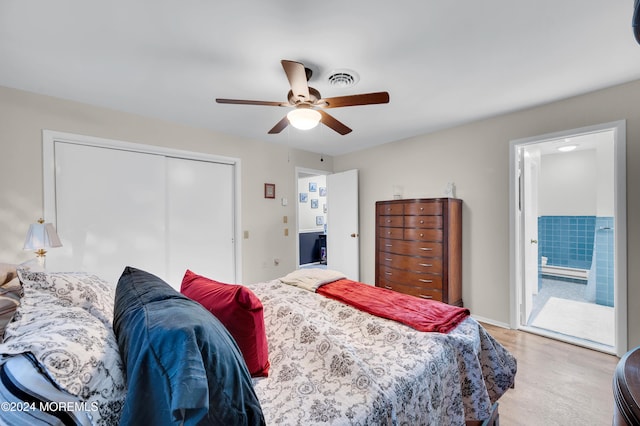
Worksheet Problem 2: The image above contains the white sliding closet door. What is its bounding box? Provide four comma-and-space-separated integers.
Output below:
51, 142, 167, 285
45, 134, 239, 289
166, 157, 235, 286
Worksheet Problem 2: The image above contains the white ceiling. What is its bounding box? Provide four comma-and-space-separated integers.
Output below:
2, 1, 639, 156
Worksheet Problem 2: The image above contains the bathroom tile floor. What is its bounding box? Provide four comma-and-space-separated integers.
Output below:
527, 277, 615, 349
527, 277, 589, 326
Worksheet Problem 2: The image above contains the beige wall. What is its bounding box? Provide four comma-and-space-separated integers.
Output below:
0, 85, 332, 284
334, 79, 640, 349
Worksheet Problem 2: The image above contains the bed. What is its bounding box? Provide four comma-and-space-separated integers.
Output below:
0, 263, 516, 426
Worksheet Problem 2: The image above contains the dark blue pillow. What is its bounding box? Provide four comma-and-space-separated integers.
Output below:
113, 266, 265, 426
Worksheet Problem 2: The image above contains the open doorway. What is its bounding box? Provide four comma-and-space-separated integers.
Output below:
296, 168, 328, 269
510, 121, 627, 356
295, 168, 360, 279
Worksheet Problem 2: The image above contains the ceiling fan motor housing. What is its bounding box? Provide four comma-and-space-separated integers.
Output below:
288, 87, 321, 105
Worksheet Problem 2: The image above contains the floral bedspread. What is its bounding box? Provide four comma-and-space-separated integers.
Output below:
247, 279, 516, 426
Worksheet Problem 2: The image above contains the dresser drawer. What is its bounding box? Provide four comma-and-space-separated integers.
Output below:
378, 265, 443, 289
378, 226, 404, 240
404, 215, 442, 229
377, 215, 404, 227
404, 228, 443, 242
378, 253, 442, 273
405, 202, 442, 216
377, 203, 404, 216
378, 238, 443, 257
377, 279, 443, 301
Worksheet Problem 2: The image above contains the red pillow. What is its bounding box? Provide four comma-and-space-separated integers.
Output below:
180, 270, 270, 377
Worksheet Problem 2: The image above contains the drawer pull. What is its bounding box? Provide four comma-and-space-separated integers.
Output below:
384, 285, 392, 290
386, 219, 392, 223
419, 263, 433, 267
419, 294, 433, 299
385, 272, 393, 276
385, 258, 392, 261
385, 244, 393, 247
388, 231, 392, 235
418, 279, 433, 283
419, 247, 433, 251
420, 207, 424, 211
419, 233, 424, 237
420, 220, 424, 224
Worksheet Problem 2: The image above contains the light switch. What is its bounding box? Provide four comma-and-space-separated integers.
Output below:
283, 215, 288, 224
243, 230, 249, 239
284, 228, 289, 236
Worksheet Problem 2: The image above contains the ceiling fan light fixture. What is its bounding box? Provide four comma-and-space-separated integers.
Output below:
287, 107, 321, 130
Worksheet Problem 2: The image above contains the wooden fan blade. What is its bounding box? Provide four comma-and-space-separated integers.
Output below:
319, 91, 390, 109
268, 116, 289, 134
281, 60, 310, 103
216, 98, 287, 107
318, 110, 352, 135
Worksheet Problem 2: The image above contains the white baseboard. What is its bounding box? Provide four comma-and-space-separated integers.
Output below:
471, 315, 511, 329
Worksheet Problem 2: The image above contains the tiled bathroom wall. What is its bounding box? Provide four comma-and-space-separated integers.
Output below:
538, 215, 614, 307
538, 216, 596, 270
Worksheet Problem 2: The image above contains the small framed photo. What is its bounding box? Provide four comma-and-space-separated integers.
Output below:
299, 193, 308, 203
311, 199, 318, 209
264, 183, 275, 199
319, 187, 327, 197
309, 182, 317, 192
316, 215, 324, 226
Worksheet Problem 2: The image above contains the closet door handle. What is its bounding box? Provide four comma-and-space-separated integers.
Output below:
419, 247, 432, 251
419, 263, 433, 267
419, 279, 433, 283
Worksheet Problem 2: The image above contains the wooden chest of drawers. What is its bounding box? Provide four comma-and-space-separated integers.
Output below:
375, 198, 462, 306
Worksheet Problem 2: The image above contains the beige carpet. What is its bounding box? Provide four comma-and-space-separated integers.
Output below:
531, 296, 615, 346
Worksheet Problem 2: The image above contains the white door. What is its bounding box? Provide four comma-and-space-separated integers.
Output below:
326, 169, 359, 280
521, 148, 540, 324
166, 157, 235, 286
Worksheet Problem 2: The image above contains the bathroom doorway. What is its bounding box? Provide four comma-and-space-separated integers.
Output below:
510, 121, 627, 356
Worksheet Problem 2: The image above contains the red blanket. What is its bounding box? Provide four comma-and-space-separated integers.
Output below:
316, 279, 470, 333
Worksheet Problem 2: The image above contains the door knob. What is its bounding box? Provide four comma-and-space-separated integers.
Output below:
350, 233, 359, 238
530, 239, 538, 244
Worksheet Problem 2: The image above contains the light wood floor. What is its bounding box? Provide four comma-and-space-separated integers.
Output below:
481, 323, 619, 426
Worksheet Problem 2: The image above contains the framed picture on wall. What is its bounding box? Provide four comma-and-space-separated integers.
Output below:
319, 187, 326, 197
264, 183, 275, 199
311, 199, 318, 209
316, 216, 324, 225
299, 193, 308, 203
309, 182, 317, 192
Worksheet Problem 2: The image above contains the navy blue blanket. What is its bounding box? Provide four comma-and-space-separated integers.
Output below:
113, 267, 264, 426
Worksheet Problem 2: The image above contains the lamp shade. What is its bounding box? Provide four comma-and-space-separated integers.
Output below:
287, 108, 321, 130
23, 219, 62, 257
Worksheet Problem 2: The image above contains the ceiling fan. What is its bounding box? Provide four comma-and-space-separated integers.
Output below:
216, 60, 390, 135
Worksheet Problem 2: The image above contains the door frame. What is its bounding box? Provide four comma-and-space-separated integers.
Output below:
508, 120, 627, 356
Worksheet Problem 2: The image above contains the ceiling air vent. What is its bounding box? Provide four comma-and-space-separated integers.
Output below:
327, 69, 359, 88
